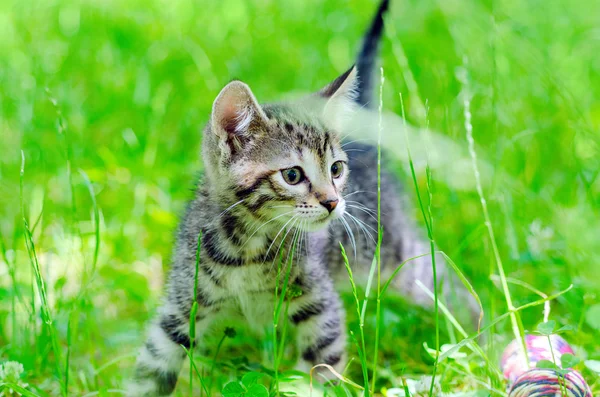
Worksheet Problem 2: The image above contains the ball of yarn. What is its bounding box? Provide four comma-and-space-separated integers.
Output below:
501, 334, 574, 383
508, 368, 592, 397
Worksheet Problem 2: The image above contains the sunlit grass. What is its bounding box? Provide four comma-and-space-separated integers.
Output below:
1, 0, 600, 395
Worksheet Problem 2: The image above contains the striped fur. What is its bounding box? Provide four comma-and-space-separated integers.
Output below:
127, 1, 465, 395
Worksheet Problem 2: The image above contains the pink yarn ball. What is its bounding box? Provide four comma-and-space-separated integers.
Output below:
508, 368, 592, 397
500, 334, 574, 383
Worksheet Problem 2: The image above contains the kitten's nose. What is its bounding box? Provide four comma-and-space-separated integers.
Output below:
320, 199, 339, 213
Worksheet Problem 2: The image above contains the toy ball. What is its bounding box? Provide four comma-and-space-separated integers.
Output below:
501, 334, 574, 383
508, 368, 592, 397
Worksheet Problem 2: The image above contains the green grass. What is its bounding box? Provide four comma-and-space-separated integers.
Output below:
1, 0, 600, 395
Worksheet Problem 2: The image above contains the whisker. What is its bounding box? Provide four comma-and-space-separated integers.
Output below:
343, 149, 367, 153
343, 190, 376, 199
263, 215, 299, 263
265, 217, 299, 274
217, 199, 246, 218
338, 133, 351, 142
293, 220, 308, 260
302, 222, 309, 258
341, 138, 369, 148
297, 221, 306, 260
237, 210, 296, 253
278, 218, 302, 273
290, 223, 302, 263
339, 216, 357, 258
346, 205, 378, 219
346, 204, 378, 222
345, 214, 371, 246
345, 212, 376, 245
346, 201, 377, 212
345, 212, 378, 234
345, 200, 377, 211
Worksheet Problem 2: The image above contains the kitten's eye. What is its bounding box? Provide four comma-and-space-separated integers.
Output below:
331, 161, 344, 179
282, 167, 304, 185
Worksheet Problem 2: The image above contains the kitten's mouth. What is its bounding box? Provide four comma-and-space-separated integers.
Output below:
278, 200, 345, 232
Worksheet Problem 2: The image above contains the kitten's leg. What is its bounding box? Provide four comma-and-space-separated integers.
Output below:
289, 284, 347, 375
127, 301, 215, 396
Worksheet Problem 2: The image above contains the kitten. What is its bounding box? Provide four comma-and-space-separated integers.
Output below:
127, 0, 456, 395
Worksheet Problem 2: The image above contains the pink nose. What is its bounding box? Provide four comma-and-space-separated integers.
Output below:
320, 199, 338, 213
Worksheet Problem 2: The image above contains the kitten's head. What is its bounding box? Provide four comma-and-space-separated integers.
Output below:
202, 67, 358, 232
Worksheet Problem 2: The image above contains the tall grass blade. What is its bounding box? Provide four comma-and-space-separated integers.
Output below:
370, 66, 385, 394
490, 275, 551, 323
208, 331, 227, 393
272, 231, 299, 396
398, 92, 440, 396
360, 250, 378, 323
380, 253, 433, 296
461, 86, 528, 364
182, 346, 210, 396
0, 228, 31, 343
189, 232, 202, 395
20, 151, 66, 396
415, 280, 502, 380
340, 243, 369, 397
438, 252, 484, 331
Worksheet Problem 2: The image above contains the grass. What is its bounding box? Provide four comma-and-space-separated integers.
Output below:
371, 66, 385, 395
340, 242, 370, 396
1, 0, 600, 395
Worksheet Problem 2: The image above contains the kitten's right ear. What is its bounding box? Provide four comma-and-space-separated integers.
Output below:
211, 81, 269, 156
318, 66, 358, 131
319, 66, 358, 102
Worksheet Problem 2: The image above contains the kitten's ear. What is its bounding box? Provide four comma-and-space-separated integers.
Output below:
211, 80, 269, 154
319, 65, 358, 101
318, 66, 358, 130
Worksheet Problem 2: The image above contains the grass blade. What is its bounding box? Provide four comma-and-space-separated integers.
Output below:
272, 230, 299, 396
438, 284, 573, 362
182, 346, 210, 396
438, 252, 484, 331
309, 363, 364, 396
360, 250, 378, 323
490, 275, 551, 323
189, 231, 201, 395
20, 151, 66, 396
415, 280, 502, 380
0, 383, 41, 397
398, 91, 440, 396
370, 66, 385, 394
340, 243, 369, 397
461, 86, 528, 365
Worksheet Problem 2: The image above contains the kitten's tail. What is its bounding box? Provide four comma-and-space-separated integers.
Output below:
355, 0, 390, 108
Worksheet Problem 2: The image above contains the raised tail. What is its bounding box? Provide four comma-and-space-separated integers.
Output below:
355, 0, 390, 108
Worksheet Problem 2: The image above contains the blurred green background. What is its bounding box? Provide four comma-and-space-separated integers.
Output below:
1, 0, 599, 395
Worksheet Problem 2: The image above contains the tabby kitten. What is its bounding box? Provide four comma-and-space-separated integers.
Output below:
128, 1, 447, 395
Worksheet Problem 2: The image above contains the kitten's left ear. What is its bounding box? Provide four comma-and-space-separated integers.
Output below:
318, 66, 358, 130
211, 81, 269, 156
